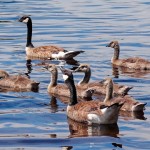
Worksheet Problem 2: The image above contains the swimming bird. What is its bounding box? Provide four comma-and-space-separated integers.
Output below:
60, 67, 123, 125
73, 64, 132, 96
101, 78, 146, 112
44, 64, 95, 99
18, 15, 84, 59
106, 41, 150, 70
0, 70, 39, 91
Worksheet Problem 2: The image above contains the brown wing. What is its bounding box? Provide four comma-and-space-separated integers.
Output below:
104, 95, 138, 111
67, 101, 102, 123
28, 45, 64, 58
120, 57, 150, 69
0, 75, 37, 89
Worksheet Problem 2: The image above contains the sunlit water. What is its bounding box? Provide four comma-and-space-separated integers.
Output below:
0, 0, 150, 149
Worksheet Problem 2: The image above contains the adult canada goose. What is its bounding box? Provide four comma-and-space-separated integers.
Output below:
101, 78, 147, 112
44, 64, 95, 99
74, 64, 132, 96
60, 67, 123, 125
18, 15, 84, 59
106, 41, 150, 70
0, 70, 39, 91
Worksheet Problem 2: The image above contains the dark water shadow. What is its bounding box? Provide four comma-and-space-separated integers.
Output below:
67, 118, 119, 138
112, 65, 150, 78
26, 58, 80, 77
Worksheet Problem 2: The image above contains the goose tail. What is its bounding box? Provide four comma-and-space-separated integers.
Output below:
64, 50, 84, 59
132, 102, 147, 111
31, 82, 40, 92
119, 86, 133, 96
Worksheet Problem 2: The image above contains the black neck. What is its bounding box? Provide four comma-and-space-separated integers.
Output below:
65, 78, 78, 106
26, 18, 34, 48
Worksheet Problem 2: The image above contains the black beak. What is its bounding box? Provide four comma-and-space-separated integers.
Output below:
99, 79, 106, 84
18, 17, 24, 22
106, 43, 111, 47
43, 66, 48, 70
69, 66, 78, 73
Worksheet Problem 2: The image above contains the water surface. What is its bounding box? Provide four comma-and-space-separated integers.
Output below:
0, 0, 150, 149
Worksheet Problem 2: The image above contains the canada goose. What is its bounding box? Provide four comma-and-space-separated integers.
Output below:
106, 41, 150, 70
44, 64, 95, 99
0, 70, 39, 91
74, 64, 132, 96
18, 15, 84, 59
102, 78, 147, 112
60, 67, 123, 125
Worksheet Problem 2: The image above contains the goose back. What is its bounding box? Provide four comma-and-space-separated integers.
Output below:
0, 70, 39, 91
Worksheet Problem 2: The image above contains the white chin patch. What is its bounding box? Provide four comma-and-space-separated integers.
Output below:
100, 107, 108, 114
23, 18, 29, 23
63, 74, 68, 81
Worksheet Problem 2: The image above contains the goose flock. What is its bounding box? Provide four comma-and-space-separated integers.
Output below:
0, 15, 149, 126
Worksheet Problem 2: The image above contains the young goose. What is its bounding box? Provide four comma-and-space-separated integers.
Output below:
44, 64, 94, 99
101, 78, 147, 112
60, 67, 123, 125
74, 64, 132, 96
19, 15, 84, 59
106, 41, 150, 70
0, 70, 39, 91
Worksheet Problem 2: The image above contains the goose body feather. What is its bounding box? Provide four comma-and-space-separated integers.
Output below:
0, 70, 39, 91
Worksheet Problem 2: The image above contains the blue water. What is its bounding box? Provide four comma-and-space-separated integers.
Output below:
0, 0, 150, 149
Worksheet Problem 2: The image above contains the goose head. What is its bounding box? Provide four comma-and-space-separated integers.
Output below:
44, 64, 57, 74
100, 77, 113, 86
60, 67, 74, 83
0, 70, 9, 78
18, 15, 31, 24
74, 64, 90, 73
106, 41, 119, 49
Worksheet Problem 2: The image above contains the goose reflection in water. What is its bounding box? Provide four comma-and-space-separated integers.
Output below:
67, 117, 119, 138
26, 55, 79, 72
112, 65, 150, 78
